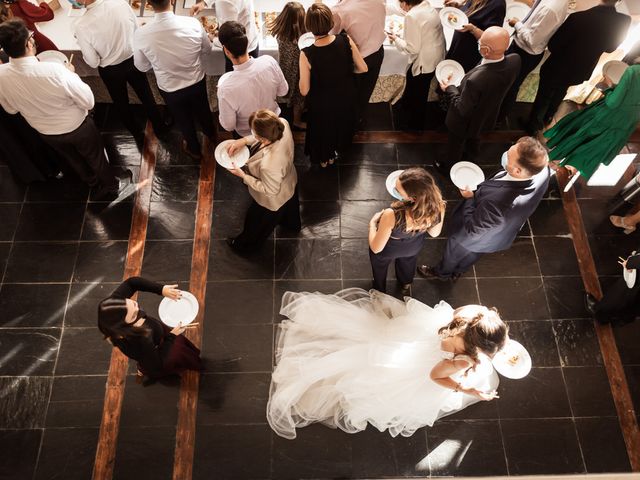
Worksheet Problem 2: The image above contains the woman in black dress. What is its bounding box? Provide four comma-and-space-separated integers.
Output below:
445, 0, 506, 72
98, 277, 203, 383
368, 168, 446, 294
299, 3, 368, 168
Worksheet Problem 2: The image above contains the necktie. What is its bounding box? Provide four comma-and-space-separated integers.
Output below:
520, 0, 543, 24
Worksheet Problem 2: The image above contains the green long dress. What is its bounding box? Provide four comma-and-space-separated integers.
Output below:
544, 64, 640, 179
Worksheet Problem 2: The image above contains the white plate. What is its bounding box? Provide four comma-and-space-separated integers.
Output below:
385, 169, 404, 199
158, 291, 199, 328
450, 161, 484, 191
504, 2, 529, 34
298, 32, 315, 50
624, 250, 636, 288
435, 59, 465, 86
492, 339, 532, 379
214, 139, 250, 169
439, 7, 468, 30
603, 60, 628, 85
36, 50, 69, 65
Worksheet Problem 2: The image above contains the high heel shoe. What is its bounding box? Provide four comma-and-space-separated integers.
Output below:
610, 215, 636, 234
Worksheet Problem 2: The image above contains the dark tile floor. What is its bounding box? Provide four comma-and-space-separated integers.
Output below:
0, 103, 638, 479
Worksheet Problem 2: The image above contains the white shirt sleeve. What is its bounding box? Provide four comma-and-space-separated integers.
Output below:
133, 33, 153, 72
62, 70, 95, 111
217, 83, 237, 132
214, 0, 238, 25
271, 57, 289, 97
514, 5, 562, 53
394, 12, 420, 55
74, 28, 101, 69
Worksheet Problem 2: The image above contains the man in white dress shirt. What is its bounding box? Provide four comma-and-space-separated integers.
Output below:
0, 19, 121, 199
73, 0, 167, 144
134, 0, 216, 159
190, 0, 259, 72
499, 0, 569, 123
216, 21, 287, 137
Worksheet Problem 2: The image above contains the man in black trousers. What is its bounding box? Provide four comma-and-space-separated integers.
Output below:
525, 0, 630, 134
420, 137, 549, 281
73, 0, 169, 145
436, 27, 520, 174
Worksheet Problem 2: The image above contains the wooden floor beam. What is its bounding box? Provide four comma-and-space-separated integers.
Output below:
92, 124, 158, 480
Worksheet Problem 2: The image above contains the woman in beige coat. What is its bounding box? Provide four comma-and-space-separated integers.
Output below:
226, 109, 301, 251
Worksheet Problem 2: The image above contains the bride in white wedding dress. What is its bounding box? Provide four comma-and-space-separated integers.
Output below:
267, 288, 509, 439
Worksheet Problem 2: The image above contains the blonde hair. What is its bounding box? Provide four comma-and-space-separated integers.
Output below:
249, 109, 285, 142
0, 3, 13, 23
464, 0, 490, 17
268, 2, 306, 43
439, 305, 509, 366
392, 167, 445, 232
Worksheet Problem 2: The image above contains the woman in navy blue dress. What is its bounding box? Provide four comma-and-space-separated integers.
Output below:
445, 0, 506, 72
369, 168, 446, 294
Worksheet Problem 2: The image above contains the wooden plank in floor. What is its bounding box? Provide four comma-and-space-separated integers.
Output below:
557, 167, 640, 471
92, 124, 158, 480
172, 137, 216, 480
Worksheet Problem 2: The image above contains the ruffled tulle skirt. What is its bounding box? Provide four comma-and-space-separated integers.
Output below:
267, 288, 498, 439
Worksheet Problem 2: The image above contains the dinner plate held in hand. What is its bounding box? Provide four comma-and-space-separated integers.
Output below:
385, 169, 404, 199
214, 139, 250, 169
298, 32, 315, 50
492, 339, 532, 379
624, 250, 636, 288
450, 161, 485, 191
505, 1, 530, 23
439, 7, 468, 30
158, 291, 199, 328
603, 60, 628, 85
435, 59, 465, 87
36, 50, 70, 65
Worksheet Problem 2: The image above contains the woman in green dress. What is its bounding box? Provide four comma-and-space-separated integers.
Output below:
544, 64, 640, 179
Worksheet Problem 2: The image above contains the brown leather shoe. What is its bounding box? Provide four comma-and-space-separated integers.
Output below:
417, 265, 454, 282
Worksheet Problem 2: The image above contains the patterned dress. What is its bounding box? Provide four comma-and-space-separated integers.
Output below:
277, 38, 304, 110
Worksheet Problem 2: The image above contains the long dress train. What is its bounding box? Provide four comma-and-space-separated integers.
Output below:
267, 288, 498, 439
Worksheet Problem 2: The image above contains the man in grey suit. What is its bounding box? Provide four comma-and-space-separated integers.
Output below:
420, 136, 550, 281
436, 27, 520, 174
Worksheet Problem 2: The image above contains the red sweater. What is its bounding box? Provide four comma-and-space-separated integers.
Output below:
10, 0, 59, 53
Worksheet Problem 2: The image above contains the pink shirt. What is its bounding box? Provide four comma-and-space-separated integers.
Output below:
330, 0, 386, 58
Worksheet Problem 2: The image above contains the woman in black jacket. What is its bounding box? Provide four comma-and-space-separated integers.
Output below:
98, 276, 203, 382
586, 250, 640, 325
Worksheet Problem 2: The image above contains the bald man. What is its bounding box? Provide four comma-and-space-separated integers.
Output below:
436, 27, 521, 175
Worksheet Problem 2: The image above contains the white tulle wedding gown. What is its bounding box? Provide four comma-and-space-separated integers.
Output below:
267, 288, 499, 439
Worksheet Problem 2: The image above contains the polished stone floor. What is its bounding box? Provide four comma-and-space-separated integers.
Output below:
0, 103, 639, 479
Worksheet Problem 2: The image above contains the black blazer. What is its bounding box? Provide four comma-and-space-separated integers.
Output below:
448, 168, 550, 253
107, 277, 177, 378
544, 5, 630, 86
444, 54, 520, 137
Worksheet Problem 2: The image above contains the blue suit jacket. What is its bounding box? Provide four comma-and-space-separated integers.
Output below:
448, 168, 550, 253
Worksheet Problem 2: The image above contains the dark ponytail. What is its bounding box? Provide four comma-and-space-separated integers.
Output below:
97, 297, 148, 342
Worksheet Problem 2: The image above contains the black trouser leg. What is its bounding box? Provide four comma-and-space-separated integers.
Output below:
234, 199, 280, 249
280, 189, 301, 231
443, 131, 467, 172
41, 118, 118, 190
499, 44, 544, 122
125, 62, 165, 134
434, 238, 482, 277
187, 78, 215, 140
369, 249, 393, 293
160, 82, 202, 154
99, 61, 144, 136
401, 67, 433, 130
395, 254, 419, 286
356, 46, 384, 122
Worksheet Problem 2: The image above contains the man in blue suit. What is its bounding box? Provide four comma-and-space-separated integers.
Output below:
419, 136, 550, 280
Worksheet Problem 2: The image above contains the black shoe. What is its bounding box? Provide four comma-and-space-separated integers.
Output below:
181, 140, 202, 160
400, 283, 412, 296
417, 265, 449, 281
584, 293, 598, 315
